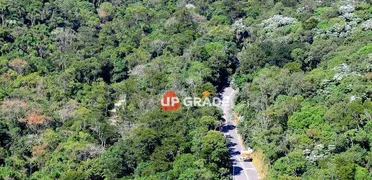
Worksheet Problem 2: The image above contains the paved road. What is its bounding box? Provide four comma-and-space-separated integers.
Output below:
220, 87, 259, 180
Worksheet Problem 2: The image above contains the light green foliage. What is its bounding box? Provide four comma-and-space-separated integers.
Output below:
358, 44, 372, 55
317, 18, 345, 29
355, 3, 372, 19
98, 2, 115, 21
315, 7, 337, 18
125, 3, 149, 25
305, 68, 331, 84
303, 17, 318, 30
208, 25, 233, 41
284, 62, 302, 72
273, 150, 307, 177
205, 42, 224, 56
210, 15, 229, 25
290, 48, 305, 62
187, 61, 212, 85
284, 23, 302, 34
354, 166, 371, 180
288, 103, 325, 130
317, 20, 333, 29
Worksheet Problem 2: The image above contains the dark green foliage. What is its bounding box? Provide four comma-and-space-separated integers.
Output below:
0, 0, 240, 179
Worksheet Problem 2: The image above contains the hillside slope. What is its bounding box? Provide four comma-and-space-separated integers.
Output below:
0, 0, 371, 179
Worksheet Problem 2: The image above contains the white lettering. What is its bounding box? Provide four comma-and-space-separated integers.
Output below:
161, 97, 171, 106
183, 97, 193, 107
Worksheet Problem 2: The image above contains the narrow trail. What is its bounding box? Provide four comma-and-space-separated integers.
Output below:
109, 96, 126, 126
220, 86, 259, 180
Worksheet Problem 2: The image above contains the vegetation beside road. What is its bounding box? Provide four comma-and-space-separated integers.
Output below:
234, 0, 372, 179
250, 149, 269, 180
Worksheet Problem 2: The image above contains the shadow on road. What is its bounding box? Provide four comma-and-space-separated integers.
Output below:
232, 166, 243, 176
229, 150, 241, 156
221, 124, 236, 133
227, 142, 237, 148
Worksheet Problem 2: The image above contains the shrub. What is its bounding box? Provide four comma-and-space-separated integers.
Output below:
358, 44, 372, 55
8, 58, 27, 75
284, 62, 302, 72
303, 17, 319, 30
316, 7, 338, 19
284, 23, 302, 34
317, 20, 333, 29
365, 72, 372, 81
315, 7, 333, 17
210, 15, 229, 25
355, 2, 371, 11
98, 2, 114, 22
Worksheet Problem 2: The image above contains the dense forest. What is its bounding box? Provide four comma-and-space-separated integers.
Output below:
0, 0, 371, 179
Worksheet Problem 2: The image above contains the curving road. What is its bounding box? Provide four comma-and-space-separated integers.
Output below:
220, 86, 259, 180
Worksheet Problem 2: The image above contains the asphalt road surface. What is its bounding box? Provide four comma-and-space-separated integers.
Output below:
220, 87, 259, 180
